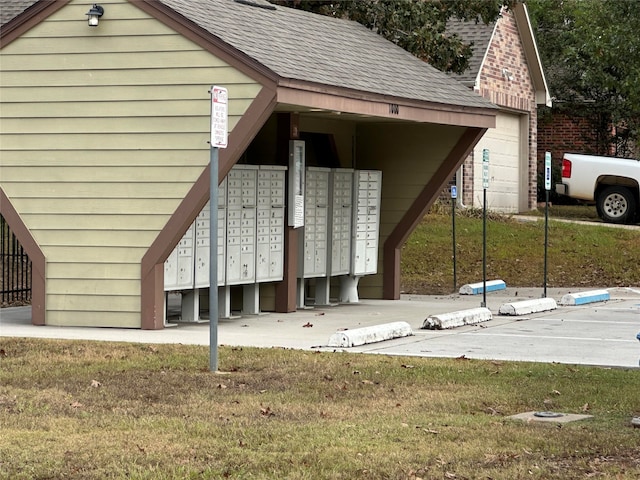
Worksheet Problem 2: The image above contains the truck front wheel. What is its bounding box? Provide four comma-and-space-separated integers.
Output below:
597, 186, 637, 224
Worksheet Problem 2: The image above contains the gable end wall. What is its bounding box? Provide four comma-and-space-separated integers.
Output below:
0, 0, 262, 327
465, 8, 538, 211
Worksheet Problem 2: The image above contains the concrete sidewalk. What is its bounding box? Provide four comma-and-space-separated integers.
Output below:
1, 287, 639, 368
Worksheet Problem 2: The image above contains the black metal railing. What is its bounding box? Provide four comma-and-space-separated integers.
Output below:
1, 215, 32, 307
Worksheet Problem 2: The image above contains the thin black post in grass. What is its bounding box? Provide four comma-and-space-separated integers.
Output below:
209, 86, 228, 372
451, 185, 457, 292
481, 149, 489, 308
543, 152, 552, 298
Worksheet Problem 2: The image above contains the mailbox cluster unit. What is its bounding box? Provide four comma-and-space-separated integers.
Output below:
164, 165, 382, 321
301, 168, 382, 306
164, 165, 286, 322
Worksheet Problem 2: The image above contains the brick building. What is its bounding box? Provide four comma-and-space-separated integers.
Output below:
446, 2, 551, 212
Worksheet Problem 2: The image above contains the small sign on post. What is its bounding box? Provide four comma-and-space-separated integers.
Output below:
481, 149, 489, 307
543, 151, 551, 298
482, 148, 490, 189
451, 185, 457, 292
209, 85, 228, 372
544, 152, 552, 191
211, 86, 228, 148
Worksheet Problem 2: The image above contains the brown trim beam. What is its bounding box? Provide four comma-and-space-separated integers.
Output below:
277, 84, 497, 129
0, 188, 46, 325
274, 113, 300, 313
140, 87, 277, 329
383, 127, 487, 300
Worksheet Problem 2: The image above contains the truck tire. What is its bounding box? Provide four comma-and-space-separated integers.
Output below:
597, 186, 637, 224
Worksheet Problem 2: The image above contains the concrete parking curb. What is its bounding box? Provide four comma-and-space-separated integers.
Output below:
327, 321, 413, 348
558, 289, 610, 305
459, 280, 506, 295
422, 307, 492, 330
499, 298, 557, 316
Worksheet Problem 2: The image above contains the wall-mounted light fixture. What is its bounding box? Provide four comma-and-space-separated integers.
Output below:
502, 68, 514, 82
86, 4, 104, 27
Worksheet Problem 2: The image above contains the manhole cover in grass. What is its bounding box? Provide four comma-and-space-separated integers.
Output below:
534, 411, 565, 418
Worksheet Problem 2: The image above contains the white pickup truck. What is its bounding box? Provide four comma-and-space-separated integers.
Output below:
555, 153, 640, 224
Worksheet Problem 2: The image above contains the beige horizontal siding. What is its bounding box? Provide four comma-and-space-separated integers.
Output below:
46, 311, 140, 328
19, 214, 169, 231
356, 123, 464, 298
47, 295, 141, 313
47, 262, 141, 279
0, 149, 211, 166
0, 0, 263, 327
2, 182, 197, 198
2, 84, 261, 103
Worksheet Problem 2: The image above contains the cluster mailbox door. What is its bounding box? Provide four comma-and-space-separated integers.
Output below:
226, 165, 258, 285
164, 165, 287, 292
300, 167, 330, 278
352, 170, 382, 276
256, 166, 286, 282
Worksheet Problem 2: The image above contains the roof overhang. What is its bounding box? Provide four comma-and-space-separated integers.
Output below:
275, 80, 496, 129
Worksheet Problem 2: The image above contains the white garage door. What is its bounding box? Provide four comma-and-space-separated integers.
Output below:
473, 112, 523, 213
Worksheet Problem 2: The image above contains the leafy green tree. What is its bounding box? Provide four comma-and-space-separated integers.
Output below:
273, 0, 512, 74
527, 0, 640, 156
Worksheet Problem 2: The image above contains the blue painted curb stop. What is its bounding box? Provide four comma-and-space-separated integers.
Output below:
459, 279, 506, 295
558, 289, 610, 306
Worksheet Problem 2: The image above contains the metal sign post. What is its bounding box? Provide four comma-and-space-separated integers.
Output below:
209, 85, 228, 372
451, 185, 457, 293
481, 149, 489, 308
543, 151, 552, 298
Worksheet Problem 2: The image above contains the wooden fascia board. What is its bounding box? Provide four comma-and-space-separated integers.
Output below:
382, 127, 487, 300
0, 0, 70, 48
513, 3, 552, 107
277, 82, 497, 129
135, 0, 277, 88
0, 187, 46, 324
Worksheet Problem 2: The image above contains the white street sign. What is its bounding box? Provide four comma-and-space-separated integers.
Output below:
482, 148, 490, 189
211, 86, 228, 149
545, 151, 552, 191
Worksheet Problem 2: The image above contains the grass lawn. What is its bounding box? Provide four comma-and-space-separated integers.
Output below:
1, 339, 639, 479
2, 205, 639, 479
401, 205, 640, 295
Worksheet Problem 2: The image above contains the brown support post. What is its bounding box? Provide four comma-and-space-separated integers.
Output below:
275, 113, 300, 312
383, 127, 486, 299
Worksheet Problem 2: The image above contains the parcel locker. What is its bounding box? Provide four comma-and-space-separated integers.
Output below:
351, 170, 382, 276
256, 166, 286, 282
226, 165, 258, 285
300, 167, 330, 278
329, 169, 354, 276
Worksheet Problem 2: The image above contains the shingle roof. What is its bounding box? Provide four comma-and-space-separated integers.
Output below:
160, 0, 494, 109
446, 18, 496, 87
0, 0, 36, 26
1, 0, 495, 110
